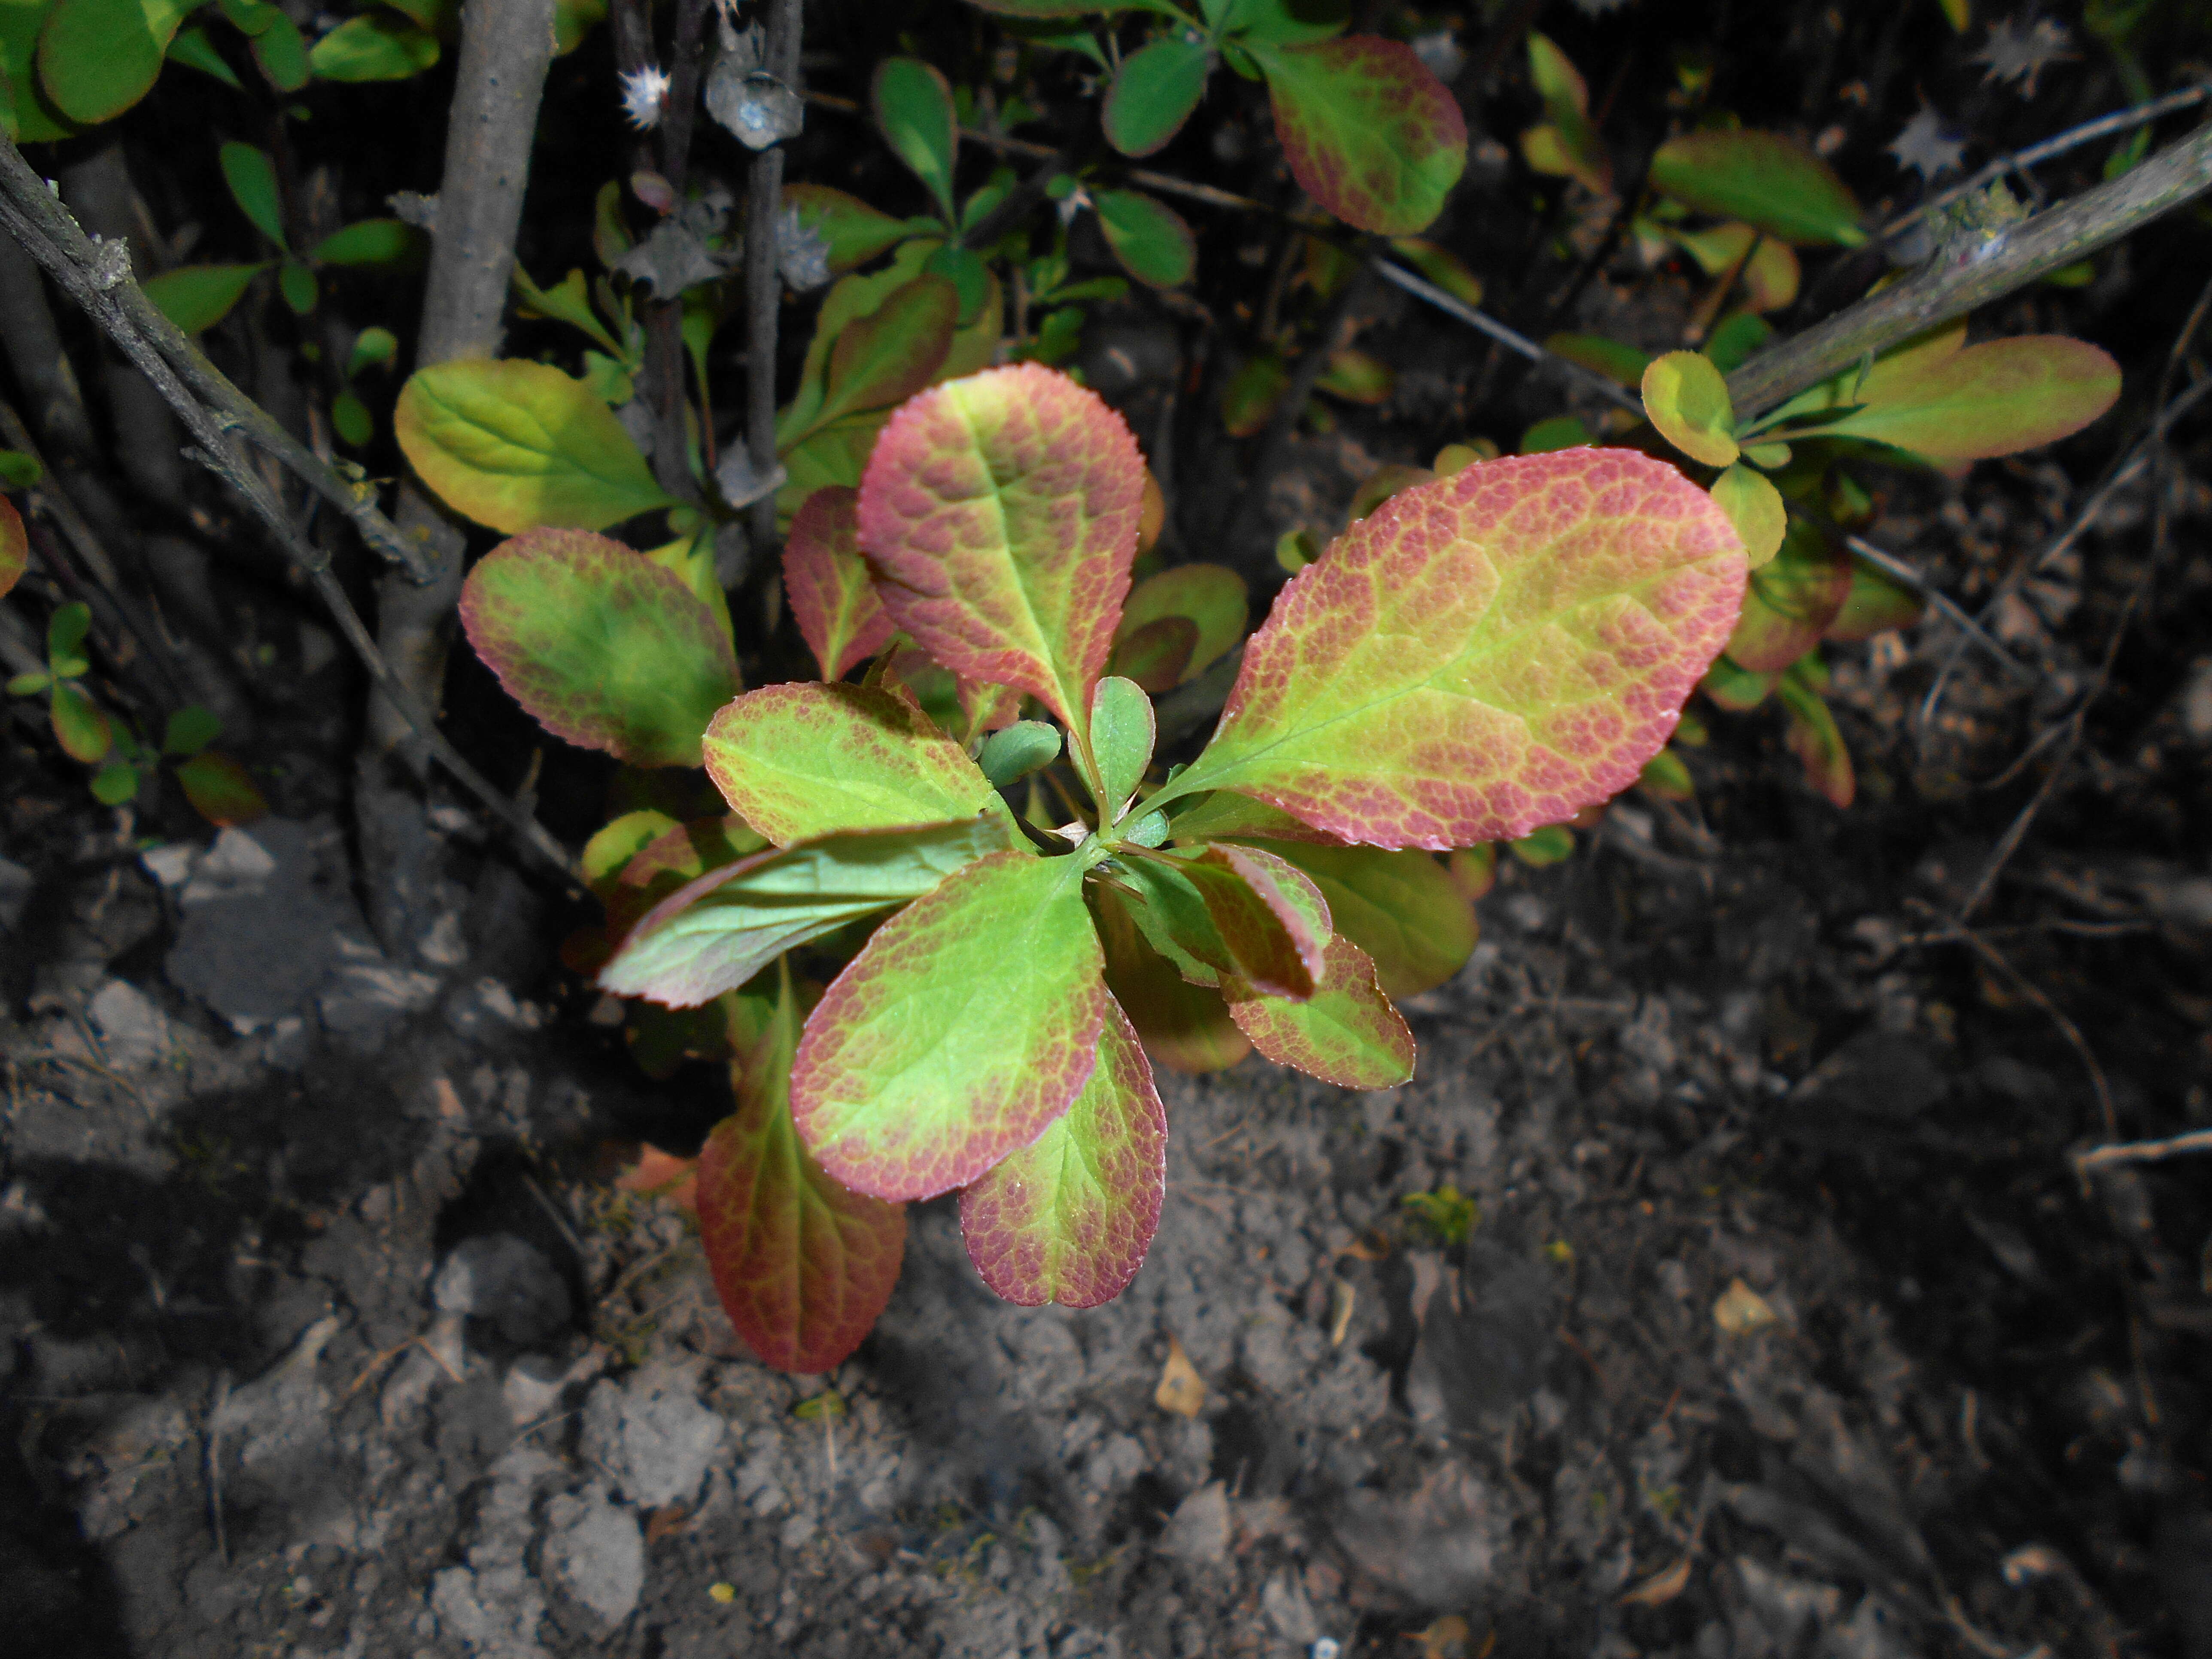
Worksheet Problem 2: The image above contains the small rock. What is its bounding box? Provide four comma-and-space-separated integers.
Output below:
503, 1355, 567, 1427
1334, 1465, 1499, 1607
434, 1235, 572, 1351
1157, 1481, 1231, 1566
541, 1483, 644, 1626
581, 1364, 726, 1510
88, 979, 169, 1070
1262, 1572, 1321, 1644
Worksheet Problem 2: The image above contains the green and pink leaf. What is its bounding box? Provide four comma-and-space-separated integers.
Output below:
1251, 36, 1467, 235
858, 364, 1146, 729
459, 528, 741, 767
783, 487, 895, 680
697, 974, 907, 1373
1165, 449, 1747, 848
1223, 937, 1413, 1088
792, 850, 1107, 1200
958, 999, 1166, 1308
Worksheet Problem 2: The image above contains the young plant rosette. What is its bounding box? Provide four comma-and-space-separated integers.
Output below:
458, 364, 1747, 1373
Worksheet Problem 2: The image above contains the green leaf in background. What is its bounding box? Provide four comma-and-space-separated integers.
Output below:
251, 13, 310, 90
1221, 351, 1289, 437
958, 999, 1167, 1307
219, 140, 289, 249
1103, 33, 1211, 157
167, 25, 242, 88
141, 263, 266, 336
1650, 129, 1865, 246
0, 448, 39, 488
347, 326, 398, 377
457, 527, 740, 766
1823, 554, 1927, 641
1221, 936, 1412, 1088
1388, 236, 1483, 307
600, 819, 1009, 1006
161, 704, 220, 757
1317, 346, 1392, 403
2, 0, 70, 143
277, 260, 317, 315
396, 357, 675, 532
1090, 675, 1155, 821
818, 273, 960, 429
859, 364, 1146, 732
90, 761, 140, 805
924, 243, 989, 325
1161, 450, 1748, 848
696, 968, 909, 1374
978, 720, 1062, 789
46, 599, 90, 676
792, 849, 1109, 1201
1094, 886, 1250, 1073
1722, 517, 1851, 673
872, 57, 959, 222
174, 751, 269, 825
1699, 651, 1776, 711
50, 678, 109, 763
1249, 35, 1467, 235
1642, 350, 1739, 467
1107, 616, 1198, 693
1544, 333, 1651, 389
1521, 33, 1611, 195
1093, 188, 1196, 289
1777, 665, 1854, 807
782, 182, 915, 275
552, 0, 604, 55
1226, 839, 1476, 997
308, 13, 439, 81
1510, 823, 1574, 865
1115, 564, 1247, 686
310, 218, 428, 269
781, 486, 894, 680
1708, 461, 1785, 567
1777, 335, 2122, 463
511, 265, 625, 357
702, 682, 1002, 847
1224, 0, 1351, 47
0, 495, 25, 600
1638, 746, 1695, 801
37, 0, 191, 125
331, 392, 373, 447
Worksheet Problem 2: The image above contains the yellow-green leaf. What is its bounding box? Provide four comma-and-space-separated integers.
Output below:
396, 358, 676, 533
1643, 351, 1739, 468
1708, 462, 1784, 567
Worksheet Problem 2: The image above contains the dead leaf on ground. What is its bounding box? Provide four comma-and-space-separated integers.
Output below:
1156, 1335, 1205, 1416
1714, 1277, 1779, 1337
644, 1502, 690, 1543
1620, 1554, 1693, 1606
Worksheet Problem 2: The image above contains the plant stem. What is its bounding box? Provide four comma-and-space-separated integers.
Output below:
0, 173, 577, 884
0, 136, 426, 581
1727, 118, 2212, 419
743, 0, 805, 547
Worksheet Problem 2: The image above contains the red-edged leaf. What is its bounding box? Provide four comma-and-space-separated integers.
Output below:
1103, 35, 1211, 157
1723, 518, 1851, 673
698, 972, 907, 1373
703, 682, 1003, 847
792, 850, 1107, 1200
49, 681, 110, 763
1095, 887, 1251, 1074
1223, 937, 1413, 1088
1250, 36, 1468, 235
173, 752, 270, 827
822, 273, 960, 427
459, 528, 740, 767
1163, 450, 1747, 848
783, 487, 894, 680
0, 495, 24, 599
958, 998, 1166, 1308
1784, 336, 2122, 463
858, 364, 1146, 730
1173, 844, 1329, 1000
